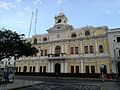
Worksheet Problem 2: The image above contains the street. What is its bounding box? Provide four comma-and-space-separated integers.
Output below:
15, 76, 101, 90
16, 82, 100, 90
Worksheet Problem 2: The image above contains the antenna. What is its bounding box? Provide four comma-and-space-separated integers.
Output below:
34, 9, 38, 35
28, 12, 34, 38
60, 0, 63, 13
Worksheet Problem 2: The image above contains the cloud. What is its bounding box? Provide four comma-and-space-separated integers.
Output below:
105, 10, 112, 15
118, 11, 120, 15
16, 0, 22, 3
14, 21, 26, 25
0, 2, 16, 10
16, 11, 25, 17
57, 0, 67, 4
33, 0, 42, 5
23, 6, 30, 12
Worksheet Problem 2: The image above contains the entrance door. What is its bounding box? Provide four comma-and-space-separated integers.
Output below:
85, 66, 89, 74
55, 63, 61, 74
23, 66, 27, 72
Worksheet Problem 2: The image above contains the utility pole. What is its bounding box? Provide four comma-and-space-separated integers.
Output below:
34, 9, 38, 35
28, 12, 34, 38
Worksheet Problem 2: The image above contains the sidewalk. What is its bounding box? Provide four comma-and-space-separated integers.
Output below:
0, 80, 44, 90
103, 82, 120, 90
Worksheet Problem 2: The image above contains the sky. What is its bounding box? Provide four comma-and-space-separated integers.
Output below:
0, 0, 120, 38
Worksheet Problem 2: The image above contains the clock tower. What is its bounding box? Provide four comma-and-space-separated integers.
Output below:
54, 12, 68, 25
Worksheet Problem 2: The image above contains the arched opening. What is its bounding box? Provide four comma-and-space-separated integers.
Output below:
54, 63, 61, 74
103, 65, 107, 74
23, 66, 27, 72
55, 46, 61, 57
99, 45, 104, 53
85, 31, 90, 36
71, 33, 77, 38
33, 38, 37, 44
57, 19, 62, 23
117, 61, 120, 77
43, 37, 47, 41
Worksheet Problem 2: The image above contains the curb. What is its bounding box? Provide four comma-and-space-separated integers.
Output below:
16, 75, 118, 82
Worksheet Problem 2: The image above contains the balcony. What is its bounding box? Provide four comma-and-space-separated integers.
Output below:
47, 53, 67, 60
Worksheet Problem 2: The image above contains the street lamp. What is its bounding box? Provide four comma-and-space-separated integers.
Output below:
99, 64, 105, 90
14, 54, 18, 71
100, 64, 105, 80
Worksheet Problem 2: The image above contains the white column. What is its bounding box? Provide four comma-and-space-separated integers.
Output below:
61, 62, 64, 73
62, 44, 64, 53
48, 61, 51, 73
80, 41, 82, 56
36, 61, 39, 72
52, 45, 55, 54
95, 40, 98, 55
65, 44, 67, 54
49, 44, 52, 54
51, 62, 54, 73
65, 61, 67, 73
81, 60, 84, 73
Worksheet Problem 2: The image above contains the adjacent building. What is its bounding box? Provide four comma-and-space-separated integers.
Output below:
16, 13, 112, 74
108, 28, 120, 76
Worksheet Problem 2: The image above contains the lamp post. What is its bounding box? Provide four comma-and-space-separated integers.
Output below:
100, 64, 105, 90
14, 54, 18, 72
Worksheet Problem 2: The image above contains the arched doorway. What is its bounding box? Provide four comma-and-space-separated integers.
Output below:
54, 63, 61, 74
103, 65, 107, 74
23, 66, 27, 72
117, 61, 120, 77
55, 46, 61, 57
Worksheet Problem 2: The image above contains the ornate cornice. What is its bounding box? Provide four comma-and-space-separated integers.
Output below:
33, 34, 108, 45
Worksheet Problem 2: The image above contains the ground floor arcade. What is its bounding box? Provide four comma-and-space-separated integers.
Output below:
16, 57, 111, 74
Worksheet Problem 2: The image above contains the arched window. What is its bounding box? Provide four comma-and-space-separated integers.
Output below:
43, 37, 47, 41
55, 46, 61, 57
71, 33, 77, 38
99, 45, 104, 53
85, 31, 90, 36
33, 38, 37, 44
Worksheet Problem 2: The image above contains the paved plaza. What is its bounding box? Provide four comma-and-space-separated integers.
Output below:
0, 76, 120, 90
16, 82, 101, 90
0, 80, 44, 90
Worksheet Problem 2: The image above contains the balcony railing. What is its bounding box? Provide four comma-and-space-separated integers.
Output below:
47, 53, 67, 60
